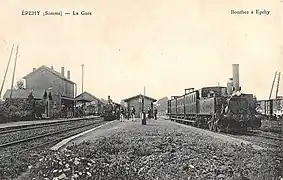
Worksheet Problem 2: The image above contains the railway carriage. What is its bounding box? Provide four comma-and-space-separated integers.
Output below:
184, 91, 198, 118
170, 98, 177, 115
168, 86, 261, 133
257, 99, 283, 120
167, 64, 262, 133
176, 96, 185, 116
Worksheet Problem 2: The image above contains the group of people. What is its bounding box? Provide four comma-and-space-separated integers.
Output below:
117, 107, 136, 122
117, 106, 158, 122
147, 107, 158, 120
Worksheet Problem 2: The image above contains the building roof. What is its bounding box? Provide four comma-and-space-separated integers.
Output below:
22, 65, 75, 84
100, 98, 108, 104
3, 89, 45, 99
75, 91, 103, 103
123, 94, 157, 102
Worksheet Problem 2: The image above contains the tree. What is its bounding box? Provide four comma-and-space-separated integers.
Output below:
16, 80, 24, 89
156, 97, 169, 113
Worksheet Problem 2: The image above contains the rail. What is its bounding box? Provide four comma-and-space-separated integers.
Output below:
246, 132, 283, 142
0, 117, 100, 135
0, 115, 99, 131
169, 117, 282, 148
0, 119, 105, 160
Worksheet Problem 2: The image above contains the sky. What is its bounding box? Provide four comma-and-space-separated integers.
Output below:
0, 0, 282, 102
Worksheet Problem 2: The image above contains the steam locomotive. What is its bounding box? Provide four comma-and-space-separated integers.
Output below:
102, 96, 121, 121
167, 65, 262, 133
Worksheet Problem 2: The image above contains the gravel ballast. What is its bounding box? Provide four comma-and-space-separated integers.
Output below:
0, 121, 107, 180
23, 119, 282, 180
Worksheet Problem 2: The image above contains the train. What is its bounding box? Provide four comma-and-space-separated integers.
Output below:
256, 98, 283, 120
167, 64, 262, 133
102, 96, 121, 121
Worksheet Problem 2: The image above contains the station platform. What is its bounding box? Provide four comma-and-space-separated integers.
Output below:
0, 115, 100, 129
53, 116, 263, 151
52, 117, 163, 150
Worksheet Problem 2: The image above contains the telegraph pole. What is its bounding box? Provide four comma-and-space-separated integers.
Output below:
9, 45, 19, 104
269, 72, 277, 100
275, 72, 281, 99
0, 44, 14, 98
81, 64, 84, 93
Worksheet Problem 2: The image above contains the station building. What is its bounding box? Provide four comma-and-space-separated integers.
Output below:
123, 94, 157, 118
4, 65, 76, 118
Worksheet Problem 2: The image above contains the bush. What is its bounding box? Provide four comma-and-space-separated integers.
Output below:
0, 98, 46, 123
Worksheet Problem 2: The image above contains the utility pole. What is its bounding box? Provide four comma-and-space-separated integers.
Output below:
81, 64, 84, 93
0, 44, 14, 98
269, 72, 277, 100
275, 72, 281, 99
9, 45, 19, 106
269, 72, 281, 100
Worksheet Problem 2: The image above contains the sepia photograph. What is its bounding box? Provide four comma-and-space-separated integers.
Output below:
0, 0, 282, 179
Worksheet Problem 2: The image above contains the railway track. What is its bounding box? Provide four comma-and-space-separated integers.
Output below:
0, 118, 105, 160
0, 116, 99, 133
241, 131, 283, 149
169, 117, 283, 149
0, 117, 100, 135
246, 132, 283, 141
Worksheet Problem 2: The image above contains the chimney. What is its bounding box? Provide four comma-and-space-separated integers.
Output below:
33, 68, 36, 72
67, 70, 70, 79
61, 67, 65, 77
232, 64, 240, 92
51, 66, 54, 70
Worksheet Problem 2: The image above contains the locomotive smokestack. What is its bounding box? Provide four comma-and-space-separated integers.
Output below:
227, 78, 233, 96
232, 64, 240, 92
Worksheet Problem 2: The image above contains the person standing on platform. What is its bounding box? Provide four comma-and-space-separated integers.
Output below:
131, 107, 136, 122
127, 109, 130, 120
154, 107, 158, 120
150, 108, 153, 119
120, 107, 125, 122
147, 108, 151, 119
